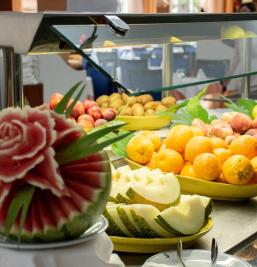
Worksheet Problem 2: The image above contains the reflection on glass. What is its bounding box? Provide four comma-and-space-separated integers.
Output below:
52, 18, 257, 95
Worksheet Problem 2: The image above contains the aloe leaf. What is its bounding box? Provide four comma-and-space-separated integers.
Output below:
65, 84, 86, 118
237, 98, 257, 118
18, 187, 35, 242
57, 131, 132, 164
54, 81, 83, 114
5, 186, 34, 239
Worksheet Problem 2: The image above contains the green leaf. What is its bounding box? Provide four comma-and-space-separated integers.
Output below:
55, 121, 130, 164
171, 87, 216, 125
221, 95, 250, 116
54, 81, 83, 114
65, 84, 86, 118
112, 130, 134, 157
5, 186, 35, 240
237, 98, 257, 118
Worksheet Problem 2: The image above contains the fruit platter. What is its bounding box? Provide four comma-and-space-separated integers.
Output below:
114, 91, 257, 200
105, 165, 213, 253
95, 93, 176, 130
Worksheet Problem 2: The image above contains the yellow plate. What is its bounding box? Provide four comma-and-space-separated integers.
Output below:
177, 175, 257, 201
117, 115, 170, 131
125, 158, 257, 201
110, 218, 213, 253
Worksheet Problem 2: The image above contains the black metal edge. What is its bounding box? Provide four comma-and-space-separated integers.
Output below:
41, 12, 257, 24
225, 231, 257, 255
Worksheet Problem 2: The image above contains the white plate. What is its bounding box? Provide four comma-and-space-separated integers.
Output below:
0, 215, 108, 250
143, 249, 251, 267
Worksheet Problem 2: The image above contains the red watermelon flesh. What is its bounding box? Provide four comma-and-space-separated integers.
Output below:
0, 153, 111, 242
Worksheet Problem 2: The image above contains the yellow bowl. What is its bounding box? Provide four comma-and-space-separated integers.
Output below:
177, 175, 257, 201
110, 217, 213, 253
117, 115, 170, 131
125, 158, 257, 201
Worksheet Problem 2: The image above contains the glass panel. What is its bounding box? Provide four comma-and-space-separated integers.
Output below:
52, 17, 257, 96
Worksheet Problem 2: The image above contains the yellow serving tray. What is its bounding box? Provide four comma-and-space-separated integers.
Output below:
117, 115, 170, 131
125, 158, 257, 201
110, 218, 213, 253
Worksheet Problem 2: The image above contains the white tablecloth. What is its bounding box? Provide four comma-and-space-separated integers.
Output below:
0, 233, 124, 267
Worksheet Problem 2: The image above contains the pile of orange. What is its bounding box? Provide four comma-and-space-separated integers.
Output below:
126, 126, 257, 185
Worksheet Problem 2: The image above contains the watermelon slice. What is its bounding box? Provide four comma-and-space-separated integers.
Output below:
0, 105, 113, 242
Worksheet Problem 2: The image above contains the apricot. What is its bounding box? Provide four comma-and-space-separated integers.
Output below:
78, 119, 94, 130
225, 133, 240, 145
222, 155, 254, 185
193, 153, 221, 181
229, 113, 252, 134
87, 106, 102, 120
154, 148, 184, 174
210, 119, 233, 139
251, 118, 257, 128
84, 100, 98, 112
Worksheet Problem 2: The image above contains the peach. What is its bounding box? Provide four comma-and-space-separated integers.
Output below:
70, 101, 85, 119
83, 100, 98, 112
87, 106, 102, 120
102, 108, 116, 121
192, 118, 210, 136
229, 113, 252, 134
77, 114, 94, 124
244, 129, 257, 139
78, 119, 94, 129
225, 133, 240, 145
210, 119, 233, 139
251, 118, 257, 129
94, 119, 108, 127
49, 93, 63, 109
221, 112, 237, 123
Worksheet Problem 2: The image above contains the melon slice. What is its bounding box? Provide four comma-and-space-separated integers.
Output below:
155, 195, 205, 236
180, 194, 213, 219
126, 173, 180, 210
116, 205, 143, 237
130, 204, 174, 238
104, 203, 131, 237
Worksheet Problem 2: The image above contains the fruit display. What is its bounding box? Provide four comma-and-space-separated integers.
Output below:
49, 93, 116, 130
0, 84, 127, 242
105, 165, 212, 238
95, 93, 176, 117
126, 126, 257, 186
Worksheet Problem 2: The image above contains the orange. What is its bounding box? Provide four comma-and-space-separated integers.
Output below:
216, 173, 227, 184
184, 136, 213, 162
154, 148, 184, 174
137, 131, 161, 151
147, 152, 157, 169
249, 156, 257, 184
193, 153, 221, 181
180, 164, 196, 178
164, 125, 193, 154
191, 126, 205, 136
126, 135, 154, 164
210, 137, 227, 149
230, 135, 257, 159
213, 148, 231, 166
222, 155, 254, 185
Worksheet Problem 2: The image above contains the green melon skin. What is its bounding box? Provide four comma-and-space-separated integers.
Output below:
104, 204, 131, 237
116, 205, 144, 237
130, 204, 174, 238
115, 193, 133, 204
155, 195, 206, 236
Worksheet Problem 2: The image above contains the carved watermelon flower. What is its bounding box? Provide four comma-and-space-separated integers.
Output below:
0, 82, 130, 242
